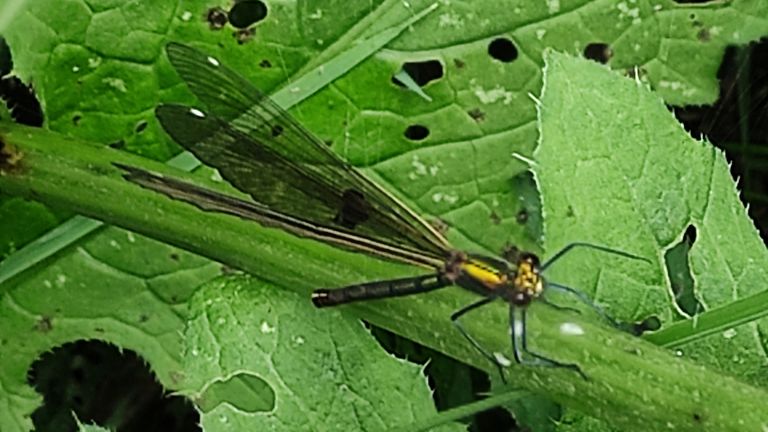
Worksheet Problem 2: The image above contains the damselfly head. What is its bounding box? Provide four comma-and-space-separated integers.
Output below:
509, 252, 543, 306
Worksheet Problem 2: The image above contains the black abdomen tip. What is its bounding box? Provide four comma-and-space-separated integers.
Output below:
311, 289, 332, 307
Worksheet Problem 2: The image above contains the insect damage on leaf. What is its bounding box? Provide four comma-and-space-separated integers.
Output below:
0, 136, 23, 174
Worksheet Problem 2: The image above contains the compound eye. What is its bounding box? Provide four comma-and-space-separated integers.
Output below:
519, 252, 541, 268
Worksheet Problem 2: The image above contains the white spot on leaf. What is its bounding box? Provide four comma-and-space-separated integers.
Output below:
545, 0, 560, 14
560, 322, 585, 336
474, 85, 514, 105
260, 321, 275, 334
102, 77, 127, 93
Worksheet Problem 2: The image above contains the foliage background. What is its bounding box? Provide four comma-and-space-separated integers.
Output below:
1, 0, 768, 431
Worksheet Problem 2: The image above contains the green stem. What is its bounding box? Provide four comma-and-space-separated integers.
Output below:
2, 122, 767, 432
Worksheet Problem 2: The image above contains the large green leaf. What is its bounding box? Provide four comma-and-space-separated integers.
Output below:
0, 228, 219, 430
535, 50, 768, 430
2, 0, 768, 430
183, 276, 461, 431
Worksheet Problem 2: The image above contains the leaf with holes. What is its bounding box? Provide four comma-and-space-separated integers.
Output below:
184, 276, 462, 431
2, 0, 768, 430
535, 51, 768, 385
0, 228, 219, 431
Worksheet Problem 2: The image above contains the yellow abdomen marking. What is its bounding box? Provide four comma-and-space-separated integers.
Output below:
462, 261, 505, 287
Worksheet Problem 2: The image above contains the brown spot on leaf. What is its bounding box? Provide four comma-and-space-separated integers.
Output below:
468, 108, 485, 122
0, 138, 23, 174
516, 209, 528, 224
490, 210, 501, 225
35, 316, 53, 333
697, 28, 710, 42
206, 7, 228, 29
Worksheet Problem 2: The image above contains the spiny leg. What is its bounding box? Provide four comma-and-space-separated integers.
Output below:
541, 241, 649, 271
510, 306, 588, 380
541, 241, 648, 329
546, 282, 621, 328
537, 294, 582, 315
450, 296, 509, 383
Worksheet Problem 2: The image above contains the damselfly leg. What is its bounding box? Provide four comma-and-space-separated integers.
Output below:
546, 282, 621, 328
510, 306, 588, 380
537, 241, 650, 328
449, 296, 508, 382
540, 241, 649, 271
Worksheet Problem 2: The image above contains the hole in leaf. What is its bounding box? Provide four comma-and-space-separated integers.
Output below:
510, 170, 542, 243
198, 372, 275, 413
259, 59, 272, 68
229, 0, 267, 29
0, 76, 44, 126
584, 43, 613, 64
135, 120, 148, 133
206, 6, 228, 29
234, 28, 257, 44
28, 340, 200, 431
488, 38, 518, 63
404, 124, 429, 141
0, 37, 11, 76
369, 326, 517, 429
392, 60, 444, 87
664, 224, 703, 316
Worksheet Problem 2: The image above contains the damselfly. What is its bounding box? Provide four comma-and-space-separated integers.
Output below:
117, 43, 646, 379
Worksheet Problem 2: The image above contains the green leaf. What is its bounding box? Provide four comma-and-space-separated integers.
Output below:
0, 223, 465, 431
181, 275, 463, 431
3, 0, 768, 430
75, 416, 112, 432
0, 197, 59, 257
535, 50, 768, 430
0, 227, 220, 431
